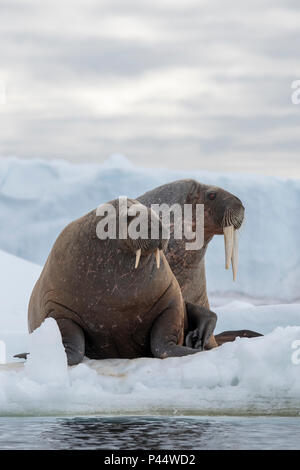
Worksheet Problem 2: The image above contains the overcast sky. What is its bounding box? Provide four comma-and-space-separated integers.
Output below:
0, 0, 300, 177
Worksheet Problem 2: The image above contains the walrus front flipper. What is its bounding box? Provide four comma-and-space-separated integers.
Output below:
185, 303, 217, 351
215, 330, 263, 346
55, 318, 85, 365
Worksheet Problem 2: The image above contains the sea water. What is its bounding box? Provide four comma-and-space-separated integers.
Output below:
0, 416, 299, 450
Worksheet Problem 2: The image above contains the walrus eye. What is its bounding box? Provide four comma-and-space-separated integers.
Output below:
208, 192, 217, 201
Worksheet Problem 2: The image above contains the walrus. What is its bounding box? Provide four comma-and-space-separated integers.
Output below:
28, 198, 217, 365
137, 179, 262, 348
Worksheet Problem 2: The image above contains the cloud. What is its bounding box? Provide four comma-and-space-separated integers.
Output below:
0, 0, 299, 177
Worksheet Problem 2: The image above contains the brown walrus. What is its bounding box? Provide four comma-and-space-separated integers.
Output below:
138, 179, 262, 348
28, 198, 217, 365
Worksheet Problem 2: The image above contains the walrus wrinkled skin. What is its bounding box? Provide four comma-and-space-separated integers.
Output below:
138, 179, 262, 348
28, 198, 217, 365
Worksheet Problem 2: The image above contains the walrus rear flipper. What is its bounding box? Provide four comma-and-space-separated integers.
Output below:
150, 299, 211, 358
184, 302, 217, 351
215, 330, 263, 346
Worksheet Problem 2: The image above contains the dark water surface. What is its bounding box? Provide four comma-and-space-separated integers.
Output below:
0, 416, 299, 450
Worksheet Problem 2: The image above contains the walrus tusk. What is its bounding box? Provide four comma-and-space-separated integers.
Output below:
223, 225, 234, 270
155, 248, 160, 269
231, 229, 239, 281
135, 249, 141, 269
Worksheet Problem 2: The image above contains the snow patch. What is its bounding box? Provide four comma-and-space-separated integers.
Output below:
25, 318, 68, 385
0, 326, 300, 416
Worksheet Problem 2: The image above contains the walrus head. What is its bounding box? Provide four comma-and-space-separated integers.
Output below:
137, 178, 245, 281
115, 198, 169, 269
195, 184, 244, 281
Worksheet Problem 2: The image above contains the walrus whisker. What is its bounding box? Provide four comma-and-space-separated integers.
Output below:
135, 248, 141, 269
222, 207, 243, 231
155, 248, 160, 269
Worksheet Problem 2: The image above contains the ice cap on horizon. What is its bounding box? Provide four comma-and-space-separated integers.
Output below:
101, 153, 134, 170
